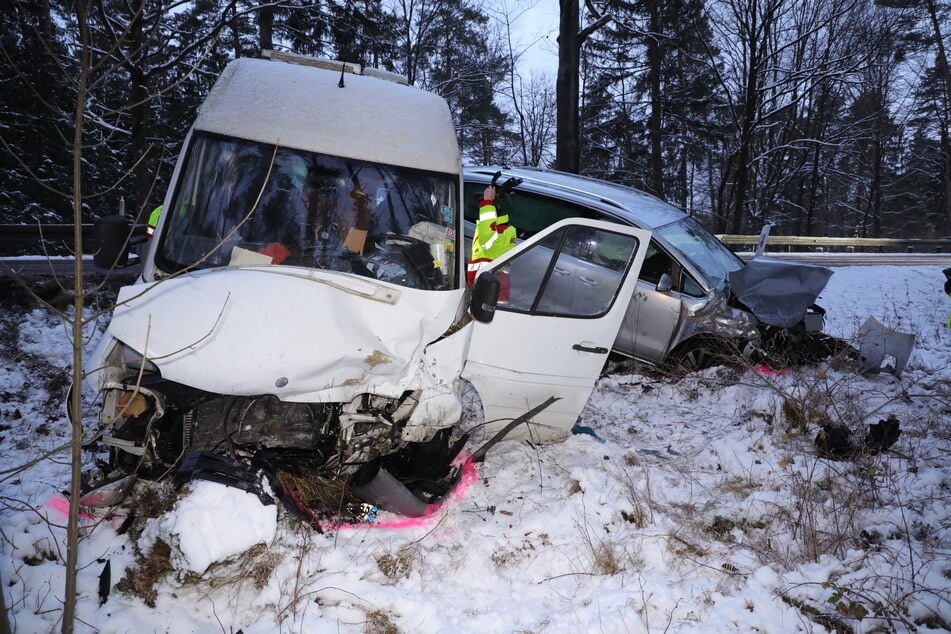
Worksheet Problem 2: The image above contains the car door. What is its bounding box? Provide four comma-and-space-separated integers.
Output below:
612, 241, 682, 363
462, 218, 651, 443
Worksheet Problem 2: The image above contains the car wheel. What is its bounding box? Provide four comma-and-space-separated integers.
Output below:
666, 338, 732, 374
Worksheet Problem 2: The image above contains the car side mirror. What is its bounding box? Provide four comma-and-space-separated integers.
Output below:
656, 272, 673, 293
470, 271, 500, 323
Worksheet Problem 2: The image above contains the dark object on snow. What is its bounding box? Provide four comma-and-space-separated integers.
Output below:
815, 423, 856, 459
174, 451, 275, 506
866, 416, 901, 454
570, 423, 605, 443
944, 267, 951, 295
98, 559, 111, 606
815, 416, 901, 460
728, 257, 833, 328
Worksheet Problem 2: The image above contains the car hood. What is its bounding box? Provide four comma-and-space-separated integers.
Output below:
728, 257, 833, 328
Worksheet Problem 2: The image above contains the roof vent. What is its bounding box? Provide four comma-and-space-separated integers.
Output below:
261, 50, 408, 85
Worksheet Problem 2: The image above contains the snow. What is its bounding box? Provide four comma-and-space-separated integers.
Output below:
144, 481, 278, 575
1, 265, 950, 633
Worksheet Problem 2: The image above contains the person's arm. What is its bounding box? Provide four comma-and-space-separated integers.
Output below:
474, 185, 498, 244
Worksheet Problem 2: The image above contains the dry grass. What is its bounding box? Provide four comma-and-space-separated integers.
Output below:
364, 609, 401, 634
116, 540, 172, 608
376, 545, 417, 582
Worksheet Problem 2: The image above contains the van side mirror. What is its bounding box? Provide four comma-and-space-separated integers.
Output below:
656, 272, 673, 293
470, 272, 500, 323
93, 216, 146, 269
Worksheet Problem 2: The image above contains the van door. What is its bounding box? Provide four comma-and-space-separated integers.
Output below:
462, 218, 651, 442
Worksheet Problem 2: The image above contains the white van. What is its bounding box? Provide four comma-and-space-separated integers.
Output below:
82, 53, 651, 517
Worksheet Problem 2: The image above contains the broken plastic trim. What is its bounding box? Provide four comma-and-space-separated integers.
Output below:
856, 316, 916, 379
351, 464, 430, 517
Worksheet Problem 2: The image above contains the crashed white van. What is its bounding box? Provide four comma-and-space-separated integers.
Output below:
82, 52, 650, 519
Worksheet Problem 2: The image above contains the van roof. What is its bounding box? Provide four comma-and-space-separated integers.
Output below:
194, 57, 460, 174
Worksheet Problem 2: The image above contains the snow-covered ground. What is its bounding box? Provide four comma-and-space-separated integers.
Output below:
1, 265, 949, 633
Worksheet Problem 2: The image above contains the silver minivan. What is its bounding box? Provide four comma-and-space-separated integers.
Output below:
463, 166, 765, 370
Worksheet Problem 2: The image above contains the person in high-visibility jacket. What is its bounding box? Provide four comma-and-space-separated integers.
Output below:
466, 185, 516, 287
146, 205, 162, 238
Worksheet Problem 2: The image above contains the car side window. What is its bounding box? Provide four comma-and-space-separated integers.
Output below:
463, 183, 598, 239
639, 240, 705, 297
639, 241, 673, 284
681, 272, 705, 297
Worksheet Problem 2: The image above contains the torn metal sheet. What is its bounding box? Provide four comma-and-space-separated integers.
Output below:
856, 316, 916, 379
728, 257, 833, 328
679, 289, 759, 341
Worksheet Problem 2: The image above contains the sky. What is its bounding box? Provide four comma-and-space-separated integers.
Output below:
1, 263, 949, 633
501, 0, 561, 74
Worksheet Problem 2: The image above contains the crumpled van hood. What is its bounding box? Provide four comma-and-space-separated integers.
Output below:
106, 267, 465, 402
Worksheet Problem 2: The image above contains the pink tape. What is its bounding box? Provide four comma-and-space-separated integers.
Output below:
753, 364, 789, 376
45, 492, 96, 522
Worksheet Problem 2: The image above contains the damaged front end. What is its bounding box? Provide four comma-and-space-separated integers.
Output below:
665, 257, 844, 371
81, 269, 475, 523
728, 257, 843, 366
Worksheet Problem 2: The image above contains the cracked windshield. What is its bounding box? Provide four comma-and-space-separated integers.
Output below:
157, 133, 458, 290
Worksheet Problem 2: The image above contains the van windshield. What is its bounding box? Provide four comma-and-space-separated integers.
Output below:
156, 133, 459, 290
654, 217, 743, 290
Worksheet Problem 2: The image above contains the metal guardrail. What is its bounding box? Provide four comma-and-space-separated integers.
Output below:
717, 234, 951, 253
0, 223, 147, 257
0, 223, 97, 256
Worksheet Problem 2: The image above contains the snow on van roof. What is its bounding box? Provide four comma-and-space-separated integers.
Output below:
194, 57, 460, 174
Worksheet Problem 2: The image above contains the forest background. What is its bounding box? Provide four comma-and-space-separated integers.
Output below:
3, 0, 951, 241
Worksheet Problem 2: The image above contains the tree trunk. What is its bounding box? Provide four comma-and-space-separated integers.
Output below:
0, 571, 12, 634
62, 7, 89, 631
647, 0, 664, 198
259, 4, 273, 53
230, 0, 241, 59
125, 5, 157, 222
926, 0, 951, 232
555, 0, 581, 173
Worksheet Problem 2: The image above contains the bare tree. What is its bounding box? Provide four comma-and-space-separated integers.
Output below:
494, 1, 556, 166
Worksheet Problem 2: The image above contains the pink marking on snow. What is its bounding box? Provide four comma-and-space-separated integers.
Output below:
753, 364, 789, 376
45, 492, 96, 522
322, 454, 480, 532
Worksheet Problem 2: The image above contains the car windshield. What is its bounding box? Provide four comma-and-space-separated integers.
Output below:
156, 133, 459, 290
654, 217, 743, 290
